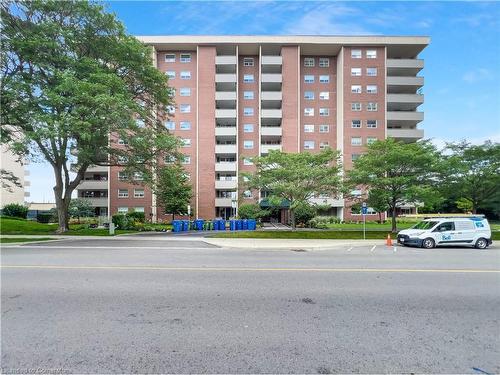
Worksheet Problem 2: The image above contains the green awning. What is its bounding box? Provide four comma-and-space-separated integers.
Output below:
259, 198, 290, 208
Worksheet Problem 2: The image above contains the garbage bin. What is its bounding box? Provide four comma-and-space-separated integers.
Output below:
172, 220, 181, 233
248, 219, 256, 230
195, 219, 204, 231
230, 220, 236, 231
242, 219, 248, 230
236, 220, 242, 230
182, 220, 189, 231
219, 220, 226, 231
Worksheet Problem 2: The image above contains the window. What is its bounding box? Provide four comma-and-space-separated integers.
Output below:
319, 75, 330, 83
118, 171, 128, 181
180, 104, 191, 113
165, 54, 175, 62
180, 53, 191, 63
304, 141, 315, 150
351, 137, 362, 146
304, 108, 314, 116
180, 87, 191, 96
134, 207, 145, 213
180, 121, 191, 130
133, 172, 144, 181
243, 74, 254, 83
367, 102, 378, 111
319, 108, 329, 116
243, 190, 252, 198
351, 68, 362, 76
180, 71, 191, 80
181, 155, 191, 164
351, 85, 362, 94
243, 107, 254, 116
366, 85, 378, 94
320, 141, 329, 149
243, 124, 254, 133
319, 58, 330, 67
433, 222, 455, 232
366, 50, 377, 59
166, 71, 175, 79
367, 67, 377, 76
351, 102, 362, 111
319, 92, 330, 100
304, 57, 315, 67
304, 124, 314, 133
367, 137, 377, 145
243, 158, 253, 165
243, 58, 254, 67
118, 189, 128, 198
304, 91, 315, 100
165, 121, 175, 130
118, 139, 128, 145
243, 91, 254, 100
135, 119, 145, 128
351, 120, 361, 128
351, 154, 360, 162
181, 138, 191, 147
367, 120, 377, 128
304, 75, 315, 83
118, 156, 128, 164
134, 189, 145, 198
243, 140, 254, 149
351, 49, 362, 58
319, 124, 330, 133
117, 207, 128, 214
165, 155, 175, 164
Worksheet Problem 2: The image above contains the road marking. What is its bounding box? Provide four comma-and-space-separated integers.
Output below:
393, 247, 397, 252
370, 245, 376, 252
1, 265, 499, 273
2, 246, 216, 250
347, 246, 353, 252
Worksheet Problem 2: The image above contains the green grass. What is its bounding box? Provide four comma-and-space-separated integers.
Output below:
325, 222, 416, 230
1, 237, 56, 243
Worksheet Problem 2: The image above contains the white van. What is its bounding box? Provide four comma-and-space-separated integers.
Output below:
397, 217, 492, 249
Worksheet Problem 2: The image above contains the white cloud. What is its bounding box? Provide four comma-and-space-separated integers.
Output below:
462, 68, 493, 83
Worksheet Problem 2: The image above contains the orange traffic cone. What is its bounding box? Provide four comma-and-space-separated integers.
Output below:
386, 233, 393, 246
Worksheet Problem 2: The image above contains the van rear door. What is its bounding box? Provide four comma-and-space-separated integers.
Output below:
454, 220, 475, 243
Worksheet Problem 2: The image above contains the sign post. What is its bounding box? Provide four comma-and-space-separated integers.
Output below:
362, 202, 368, 240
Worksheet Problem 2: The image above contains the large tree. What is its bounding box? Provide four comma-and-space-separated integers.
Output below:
1, 0, 179, 232
443, 141, 500, 215
348, 138, 442, 232
244, 148, 343, 229
69, 198, 95, 223
156, 164, 192, 221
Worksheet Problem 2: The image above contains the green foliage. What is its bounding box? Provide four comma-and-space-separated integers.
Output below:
456, 197, 473, 213
243, 149, 343, 229
127, 211, 145, 222
1, 0, 179, 232
366, 189, 390, 223
1, 169, 22, 192
111, 211, 145, 230
237, 203, 268, 219
348, 138, 442, 231
69, 199, 95, 221
293, 203, 316, 225
2, 203, 29, 218
156, 165, 192, 220
37, 212, 54, 223
112, 214, 128, 230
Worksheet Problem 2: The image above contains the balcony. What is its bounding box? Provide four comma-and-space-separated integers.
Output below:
215, 91, 237, 101
215, 162, 237, 172
261, 56, 282, 65
215, 109, 237, 118
387, 59, 424, 76
261, 144, 282, 154
261, 74, 282, 83
215, 197, 233, 207
309, 197, 344, 207
261, 126, 282, 136
215, 74, 237, 83
261, 91, 282, 101
387, 76, 424, 94
387, 128, 424, 141
216, 55, 237, 65
78, 180, 108, 190
387, 111, 424, 122
215, 144, 237, 154
261, 109, 282, 118
81, 197, 108, 207
215, 180, 238, 189
387, 94, 424, 111
215, 127, 237, 137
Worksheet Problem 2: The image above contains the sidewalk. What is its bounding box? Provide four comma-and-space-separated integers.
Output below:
203, 238, 392, 249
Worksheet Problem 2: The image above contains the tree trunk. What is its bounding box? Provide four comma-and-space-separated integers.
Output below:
391, 205, 397, 233
378, 211, 382, 224
472, 206, 477, 214
54, 195, 70, 233
172, 213, 175, 221
290, 208, 296, 230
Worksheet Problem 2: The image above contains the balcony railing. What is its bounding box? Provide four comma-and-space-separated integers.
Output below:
215, 162, 237, 172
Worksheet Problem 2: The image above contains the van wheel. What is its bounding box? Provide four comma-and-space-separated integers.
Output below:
475, 238, 488, 249
422, 238, 435, 249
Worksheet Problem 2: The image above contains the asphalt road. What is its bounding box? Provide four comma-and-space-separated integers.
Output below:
1, 237, 499, 374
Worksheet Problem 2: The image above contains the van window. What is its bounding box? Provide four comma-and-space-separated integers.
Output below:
455, 221, 475, 230
412, 221, 438, 230
433, 222, 455, 232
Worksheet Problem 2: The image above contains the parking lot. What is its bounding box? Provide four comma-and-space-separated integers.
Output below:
2, 236, 499, 373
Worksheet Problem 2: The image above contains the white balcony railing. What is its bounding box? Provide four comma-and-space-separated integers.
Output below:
78, 180, 108, 190
215, 144, 237, 154
215, 109, 237, 118
261, 127, 282, 136
261, 144, 282, 153
261, 56, 282, 65
215, 197, 233, 207
216, 55, 237, 65
387, 128, 424, 140
387, 111, 424, 122
215, 162, 237, 172
261, 109, 282, 118
215, 74, 237, 83
215, 91, 237, 101
261, 91, 282, 101
215, 180, 238, 189
261, 74, 282, 83
215, 127, 237, 137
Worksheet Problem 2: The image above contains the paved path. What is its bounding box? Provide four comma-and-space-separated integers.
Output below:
1, 237, 499, 374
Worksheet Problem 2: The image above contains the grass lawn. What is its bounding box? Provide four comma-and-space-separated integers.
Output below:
1, 237, 56, 244
211, 230, 500, 241
325, 222, 417, 231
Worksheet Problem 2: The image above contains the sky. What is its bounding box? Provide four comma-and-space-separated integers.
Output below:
27, 0, 500, 202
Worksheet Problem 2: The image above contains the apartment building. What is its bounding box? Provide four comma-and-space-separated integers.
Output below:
1, 144, 30, 207
76, 35, 428, 222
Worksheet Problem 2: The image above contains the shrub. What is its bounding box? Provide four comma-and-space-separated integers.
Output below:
112, 214, 129, 229
127, 211, 145, 222
238, 203, 268, 219
2, 203, 29, 219
37, 212, 53, 223
293, 203, 316, 225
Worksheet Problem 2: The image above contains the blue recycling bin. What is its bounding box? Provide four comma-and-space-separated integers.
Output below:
172, 220, 181, 233
230, 220, 236, 231
182, 220, 189, 231
242, 219, 248, 230
236, 220, 242, 230
195, 219, 204, 231
219, 220, 226, 231
248, 219, 256, 230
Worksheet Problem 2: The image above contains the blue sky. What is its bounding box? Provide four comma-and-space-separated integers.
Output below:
28, 1, 500, 202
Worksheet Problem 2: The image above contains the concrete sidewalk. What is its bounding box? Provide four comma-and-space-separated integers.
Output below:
203, 238, 391, 249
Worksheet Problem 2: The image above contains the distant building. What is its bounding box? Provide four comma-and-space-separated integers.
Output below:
1, 144, 30, 207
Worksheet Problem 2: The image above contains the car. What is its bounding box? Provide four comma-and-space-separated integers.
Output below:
397, 216, 492, 249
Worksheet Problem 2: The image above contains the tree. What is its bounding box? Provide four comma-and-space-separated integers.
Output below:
68, 198, 95, 223
156, 164, 192, 221
244, 148, 343, 229
348, 138, 441, 232
1, 169, 21, 192
237, 203, 269, 220
366, 189, 389, 223
2, 203, 28, 218
1, 1, 179, 233
443, 141, 500, 215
